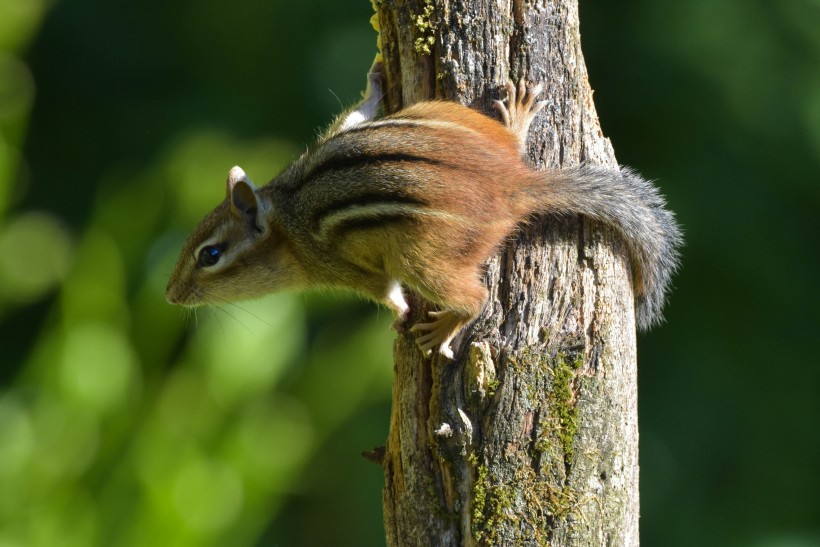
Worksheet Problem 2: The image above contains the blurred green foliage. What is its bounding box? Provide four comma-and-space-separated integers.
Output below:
0, 0, 818, 546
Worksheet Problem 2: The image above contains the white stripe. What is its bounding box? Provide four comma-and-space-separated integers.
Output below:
361, 118, 482, 136
316, 203, 463, 240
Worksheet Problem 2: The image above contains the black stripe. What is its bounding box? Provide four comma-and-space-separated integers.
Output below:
325, 213, 413, 236
313, 193, 428, 227
337, 119, 431, 135
303, 151, 440, 188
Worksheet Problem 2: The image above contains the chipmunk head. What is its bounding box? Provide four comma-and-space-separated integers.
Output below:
165, 166, 303, 307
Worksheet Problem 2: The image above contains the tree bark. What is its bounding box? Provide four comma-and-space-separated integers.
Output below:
374, 1, 639, 545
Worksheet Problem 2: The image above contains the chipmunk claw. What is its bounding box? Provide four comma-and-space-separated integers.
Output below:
496, 76, 546, 153
410, 310, 462, 359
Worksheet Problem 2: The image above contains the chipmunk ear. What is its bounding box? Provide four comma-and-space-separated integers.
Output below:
226, 166, 264, 233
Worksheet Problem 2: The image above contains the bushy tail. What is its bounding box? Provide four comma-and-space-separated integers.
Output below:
527, 166, 683, 331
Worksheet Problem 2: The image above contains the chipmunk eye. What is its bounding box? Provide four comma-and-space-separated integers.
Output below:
197, 245, 223, 268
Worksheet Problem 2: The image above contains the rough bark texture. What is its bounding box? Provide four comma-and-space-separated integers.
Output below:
374, 0, 639, 545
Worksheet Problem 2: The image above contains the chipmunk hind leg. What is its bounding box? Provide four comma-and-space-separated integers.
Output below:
408, 269, 487, 359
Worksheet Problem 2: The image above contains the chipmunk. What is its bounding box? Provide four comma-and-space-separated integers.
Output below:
166, 63, 681, 358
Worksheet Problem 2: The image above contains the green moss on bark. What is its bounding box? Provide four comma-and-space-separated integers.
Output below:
468, 347, 584, 544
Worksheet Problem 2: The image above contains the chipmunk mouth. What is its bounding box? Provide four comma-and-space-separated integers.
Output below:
164, 288, 185, 306
165, 281, 201, 307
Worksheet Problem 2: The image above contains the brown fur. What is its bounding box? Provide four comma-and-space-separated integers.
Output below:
166, 73, 681, 356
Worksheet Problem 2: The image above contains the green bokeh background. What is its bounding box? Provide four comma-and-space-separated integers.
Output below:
0, 0, 817, 545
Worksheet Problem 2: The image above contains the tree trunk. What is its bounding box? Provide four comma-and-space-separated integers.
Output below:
374, 0, 639, 545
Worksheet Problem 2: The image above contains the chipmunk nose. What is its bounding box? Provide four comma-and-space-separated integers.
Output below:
165, 280, 183, 305
165, 289, 178, 305
165, 279, 200, 307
